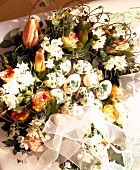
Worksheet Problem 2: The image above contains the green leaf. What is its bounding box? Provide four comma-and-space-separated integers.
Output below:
0, 40, 12, 48
10, 29, 19, 38
51, 99, 58, 114
108, 147, 124, 166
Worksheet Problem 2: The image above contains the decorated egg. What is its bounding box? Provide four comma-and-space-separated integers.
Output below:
73, 60, 92, 74
63, 74, 81, 94
60, 102, 78, 114
83, 73, 99, 88
55, 59, 71, 75
92, 68, 104, 81
50, 89, 67, 104
76, 87, 94, 105
60, 102, 83, 118
44, 72, 65, 88
96, 80, 112, 100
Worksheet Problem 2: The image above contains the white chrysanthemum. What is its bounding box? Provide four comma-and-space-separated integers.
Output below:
29, 118, 44, 127
44, 38, 64, 60
17, 136, 29, 150
3, 80, 20, 95
103, 57, 115, 71
45, 58, 54, 69
15, 62, 29, 73
114, 55, 127, 71
92, 28, 106, 49
51, 37, 63, 46
18, 71, 35, 87
103, 55, 127, 71
4, 94, 17, 110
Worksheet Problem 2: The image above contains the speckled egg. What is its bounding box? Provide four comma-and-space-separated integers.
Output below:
63, 74, 81, 94
76, 87, 94, 105
96, 80, 112, 100
73, 60, 92, 74
44, 72, 65, 88
92, 68, 104, 81
55, 60, 71, 75
83, 73, 99, 88
50, 89, 67, 104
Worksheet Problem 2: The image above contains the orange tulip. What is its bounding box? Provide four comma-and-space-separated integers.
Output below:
34, 48, 46, 72
22, 19, 39, 47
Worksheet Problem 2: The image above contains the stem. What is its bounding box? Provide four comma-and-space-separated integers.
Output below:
29, 0, 40, 19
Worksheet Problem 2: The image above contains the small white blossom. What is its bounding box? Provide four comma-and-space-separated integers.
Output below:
45, 58, 54, 69
44, 38, 64, 60
16, 62, 29, 73
4, 94, 17, 110
92, 28, 106, 49
3, 80, 20, 95
18, 136, 29, 150
103, 55, 127, 71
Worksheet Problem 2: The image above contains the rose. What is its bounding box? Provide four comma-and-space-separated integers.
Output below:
32, 90, 50, 112
28, 137, 44, 152
62, 32, 79, 48
0, 69, 14, 83
22, 19, 39, 47
34, 48, 46, 72
11, 109, 30, 121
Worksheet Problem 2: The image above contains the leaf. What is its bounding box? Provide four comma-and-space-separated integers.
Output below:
51, 99, 58, 114
10, 29, 19, 38
108, 147, 124, 166
78, 29, 88, 45
2, 139, 14, 147
0, 40, 12, 48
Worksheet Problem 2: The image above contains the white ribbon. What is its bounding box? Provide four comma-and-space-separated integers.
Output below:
35, 105, 126, 169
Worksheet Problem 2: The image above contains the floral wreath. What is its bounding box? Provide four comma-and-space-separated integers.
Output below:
0, 0, 139, 169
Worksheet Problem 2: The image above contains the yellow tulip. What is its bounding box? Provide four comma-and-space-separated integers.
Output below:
34, 48, 46, 72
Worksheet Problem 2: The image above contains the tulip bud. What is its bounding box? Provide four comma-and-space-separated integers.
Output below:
22, 19, 39, 47
34, 48, 46, 72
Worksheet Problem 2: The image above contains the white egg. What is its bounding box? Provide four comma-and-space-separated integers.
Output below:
50, 89, 67, 104
63, 74, 81, 94
55, 60, 71, 75
44, 72, 65, 88
96, 80, 112, 100
83, 73, 99, 88
92, 68, 104, 81
60, 103, 83, 118
76, 87, 94, 105
73, 60, 92, 74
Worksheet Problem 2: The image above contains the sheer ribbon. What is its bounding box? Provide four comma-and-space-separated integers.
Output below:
119, 72, 140, 169
35, 105, 126, 170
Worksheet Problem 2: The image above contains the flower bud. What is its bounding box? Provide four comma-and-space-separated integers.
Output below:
22, 19, 39, 47
34, 48, 46, 72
